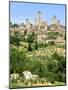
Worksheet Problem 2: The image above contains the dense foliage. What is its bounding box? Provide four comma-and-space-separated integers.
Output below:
10, 30, 66, 87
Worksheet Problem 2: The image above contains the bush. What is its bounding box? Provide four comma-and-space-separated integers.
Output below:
41, 78, 47, 84
54, 81, 65, 85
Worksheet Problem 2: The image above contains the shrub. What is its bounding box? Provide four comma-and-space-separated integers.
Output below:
54, 81, 65, 85
41, 78, 46, 84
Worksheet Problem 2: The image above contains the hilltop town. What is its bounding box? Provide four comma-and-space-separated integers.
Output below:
10, 11, 65, 44
10, 11, 66, 88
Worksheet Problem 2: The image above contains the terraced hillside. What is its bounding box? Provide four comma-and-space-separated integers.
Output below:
10, 24, 66, 88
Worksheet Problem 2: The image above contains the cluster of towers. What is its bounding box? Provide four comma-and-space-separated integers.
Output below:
11, 11, 62, 34
10, 11, 65, 43
25, 11, 48, 30
25, 11, 61, 31
51, 16, 60, 25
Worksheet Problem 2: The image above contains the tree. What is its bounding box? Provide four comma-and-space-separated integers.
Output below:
35, 41, 38, 50
24, 30, 27, 36
10, 47, 18, 73
10, 47, 27, 74
13, 23, 19, 28
32, 32, 35, 37
51, 52, 66, 83
27, 34, 33, 43
27, 32, 36, 43
10, 34, 15, 44
10, 32, 21, 46
28, 43, 32, 51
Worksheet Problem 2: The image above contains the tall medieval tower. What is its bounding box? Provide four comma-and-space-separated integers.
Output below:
26, 18, 30, 29
37, 11, 42, 29
35, 11, 43, 29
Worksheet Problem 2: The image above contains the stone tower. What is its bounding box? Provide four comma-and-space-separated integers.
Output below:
37, 11, 42, 29
35, 18, 37, 26
51, 16, 58, 25
37, 11, 42, 24
26, 18, 30, 29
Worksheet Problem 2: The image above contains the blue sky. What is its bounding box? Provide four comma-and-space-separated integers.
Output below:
10, 2, 66, 26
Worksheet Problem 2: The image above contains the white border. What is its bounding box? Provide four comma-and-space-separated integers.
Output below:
0, 0, 68, 90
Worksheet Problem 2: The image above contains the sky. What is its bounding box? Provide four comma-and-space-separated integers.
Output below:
10, 1, 66, 26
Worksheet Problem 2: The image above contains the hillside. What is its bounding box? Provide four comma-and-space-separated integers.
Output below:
10, 12, 66, 88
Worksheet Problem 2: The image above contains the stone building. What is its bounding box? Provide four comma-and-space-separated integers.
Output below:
35, 11, 48, 30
